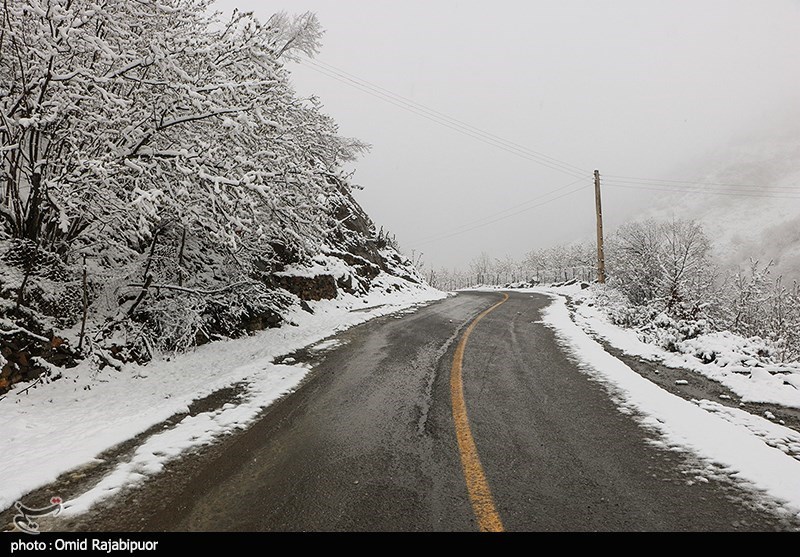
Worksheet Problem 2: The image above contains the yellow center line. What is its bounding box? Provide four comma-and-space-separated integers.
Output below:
450, 292, 509, 533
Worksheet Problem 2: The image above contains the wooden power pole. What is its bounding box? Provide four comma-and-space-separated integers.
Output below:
594, 169, 606, 283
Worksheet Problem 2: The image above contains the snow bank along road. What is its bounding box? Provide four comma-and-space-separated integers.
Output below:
58, 292, 800, 531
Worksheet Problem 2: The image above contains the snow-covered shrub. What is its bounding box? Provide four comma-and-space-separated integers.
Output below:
634, 311, 714, 353
676, 331, 778, 367
591, 218, 723, 356
0, 2, 405, 382
605, 218, 718, 316
593, 284, 713, 352
0, 239, 82, 328
589, 219, 778, 363
593, 234, 800, 364
722, 260, 774, 337
717, 261, 800, 362
590, 284, 638, 324
111, 281, 293, 361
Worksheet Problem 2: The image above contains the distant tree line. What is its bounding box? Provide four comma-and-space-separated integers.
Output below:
418, 218, 800, 362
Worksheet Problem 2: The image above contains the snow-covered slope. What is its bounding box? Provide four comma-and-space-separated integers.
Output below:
645, 133, 800, 279
0, 272, 446, 515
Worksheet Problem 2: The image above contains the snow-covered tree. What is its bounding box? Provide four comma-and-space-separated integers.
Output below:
605, 220, 663, 305
522, 248, 547, 282
469, 252, 492, 284
658, 218, 714, 313
0, 1, 359, 258
0, 1, 373, 358
604, 218, 713, 312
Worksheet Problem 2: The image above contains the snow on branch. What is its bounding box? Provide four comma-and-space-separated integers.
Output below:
0, 1, 376, 361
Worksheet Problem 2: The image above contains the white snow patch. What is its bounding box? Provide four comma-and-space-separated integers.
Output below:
542, 285, 800, 409
539, 293, 800, 515
0, 274, 447, 514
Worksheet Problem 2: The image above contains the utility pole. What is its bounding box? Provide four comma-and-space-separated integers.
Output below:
594, 169, 606, 284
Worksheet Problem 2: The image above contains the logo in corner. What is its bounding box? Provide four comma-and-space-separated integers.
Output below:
13, 497, 63, 535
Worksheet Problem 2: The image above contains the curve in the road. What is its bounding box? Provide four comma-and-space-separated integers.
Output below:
450, 292, 508, 532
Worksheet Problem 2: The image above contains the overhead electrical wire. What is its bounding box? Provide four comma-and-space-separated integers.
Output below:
294, 57, 800, 247
409, 182, 592, 248
601, 175, 800, 199
298, 58, 589, 179
602, 181, 800, 200
307, 58, 590, 177
301, 62, 586, 178
407, 177, 588, 246
412, 178, 588, 241
604, 174, 800, 191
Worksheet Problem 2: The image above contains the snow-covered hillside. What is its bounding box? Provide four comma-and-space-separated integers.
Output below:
0, 2, 437, 399
0, 276, 446, 515
645, 132, 800, 279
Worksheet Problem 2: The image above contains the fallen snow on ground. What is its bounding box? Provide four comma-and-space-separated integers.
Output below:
0, 274, 447, 515
545, 283, 800, 409
538, 291, 800, 517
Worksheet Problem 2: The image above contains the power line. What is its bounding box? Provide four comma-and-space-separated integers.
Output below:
409, 177, 588, 245
295, 58, 598, 249
603, 182, 800, 200
298, 59, 587, 179
304, 58, 797, 196
308, 58, 590, 176
294, 58, 799, 250
604, 174, 800, 191
413, 177, 798, 250
302, 61, 585, 178
409, 183, 592, 248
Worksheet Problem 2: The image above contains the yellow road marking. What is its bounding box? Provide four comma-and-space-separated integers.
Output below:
450, 292, 509, 532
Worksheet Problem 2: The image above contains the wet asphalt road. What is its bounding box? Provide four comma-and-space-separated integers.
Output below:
70, 291, 796, 531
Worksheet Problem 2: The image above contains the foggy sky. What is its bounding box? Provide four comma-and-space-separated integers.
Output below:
216, 0, 800, 271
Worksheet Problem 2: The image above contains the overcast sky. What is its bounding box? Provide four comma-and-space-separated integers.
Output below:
217, 0, 800, 270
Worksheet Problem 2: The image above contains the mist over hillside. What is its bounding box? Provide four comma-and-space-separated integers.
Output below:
644, 121, 800, 280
